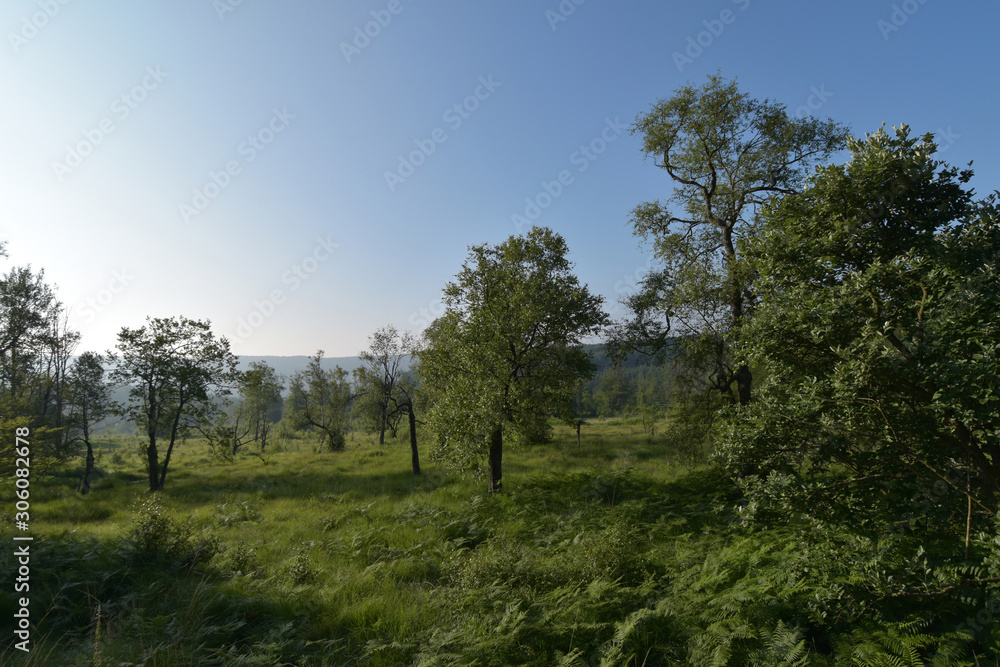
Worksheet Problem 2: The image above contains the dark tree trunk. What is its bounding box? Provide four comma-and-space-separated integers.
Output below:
81, 436, 95, 496
157, 406, 184, 491
146, 438, 159, 492
735, 364, 752, 406
722, 224, 753, 407
146, 384, 160, 491
408, 406, 420, 476
576, 421, 582, 447
488, 424, 503, 494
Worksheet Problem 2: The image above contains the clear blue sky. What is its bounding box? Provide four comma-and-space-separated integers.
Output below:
2, 1, 996, 357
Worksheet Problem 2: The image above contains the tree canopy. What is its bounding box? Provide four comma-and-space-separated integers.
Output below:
720, 122, 1000, 529
285, 350, 351, 452
111, 316, 239, 491
418, 226, 608, 492
610, 73, 849, 406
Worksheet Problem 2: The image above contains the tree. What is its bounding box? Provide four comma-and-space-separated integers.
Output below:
65, 351, 113, 494
202, 361, 283, 460
40, 311, 80, 436
111, 317, 239, 491
0, 265, 60, 410
238, 361, 283, 453
609, 74, 849, 406
720, 125, 1000, 528
355, 325, 423, 474
0, 262, 76, 475
285, 351, 351, 452
594, 366, 634, 417
418, 226, 607, 493
355, 325, 415, 445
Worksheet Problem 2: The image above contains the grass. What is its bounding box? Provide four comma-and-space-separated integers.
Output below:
0, 420, 735, 665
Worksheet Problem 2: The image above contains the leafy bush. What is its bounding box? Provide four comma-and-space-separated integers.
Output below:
122, 496, 218, 569
285, 548, 318, 586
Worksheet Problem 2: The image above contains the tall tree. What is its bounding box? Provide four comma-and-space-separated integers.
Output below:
355, 325, 415, 445
355, 325, 423, 474
609, 74, 848, 406
111, 317, 239, 491
720, 125, 1000, 523
0, 262, 75, 473
0, 265, 60, 408
238, 361, 283, 453
419, 226, 607, 493
38, 309, 80, 433
285, 351, 351, 452
65, 351, 113, 495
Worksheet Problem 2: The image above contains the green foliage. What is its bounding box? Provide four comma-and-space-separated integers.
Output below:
284, 350, 351, 452
354, 324, 417, 443
285, 547, 318, 586
721, 124, 1000, 515
610, 73, 849, 409
419, 226, 608, 490
230, 360, 283, 454
111, 316, 240, 491
9, 425, 1000, 664
123, 495, 218, 569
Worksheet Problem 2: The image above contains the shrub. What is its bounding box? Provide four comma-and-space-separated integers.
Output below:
122, 496, 218, 569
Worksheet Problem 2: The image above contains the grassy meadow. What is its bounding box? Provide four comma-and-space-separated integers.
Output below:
2, 419, 746, 666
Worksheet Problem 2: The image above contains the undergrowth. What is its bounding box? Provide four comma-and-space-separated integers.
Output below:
1, 425, 998, 664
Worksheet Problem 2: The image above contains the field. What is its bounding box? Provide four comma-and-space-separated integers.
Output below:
1, 419, 744, 666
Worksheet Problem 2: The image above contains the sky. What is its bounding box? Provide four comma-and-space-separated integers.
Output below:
1, 0, 997, 358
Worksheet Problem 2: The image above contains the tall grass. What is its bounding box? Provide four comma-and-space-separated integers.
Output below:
1, 420, 725, 665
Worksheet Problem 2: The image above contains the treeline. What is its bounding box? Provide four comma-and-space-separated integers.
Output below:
571, 343, 677, 418
0, 277, 427, 492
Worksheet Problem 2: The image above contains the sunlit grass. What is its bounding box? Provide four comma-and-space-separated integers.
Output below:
2, 417, 718, 665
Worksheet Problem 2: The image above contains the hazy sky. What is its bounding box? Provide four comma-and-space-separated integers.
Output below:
2, 1, 997, 357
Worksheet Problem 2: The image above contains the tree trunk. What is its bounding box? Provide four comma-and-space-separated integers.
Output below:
735, 364, 752, 406
488, 424, 503, 494
157, 407, 184, 491
146, 384, 160, 492
408, 405, 420, 476
146, 438, 159, 492
81, 441, 95, 495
